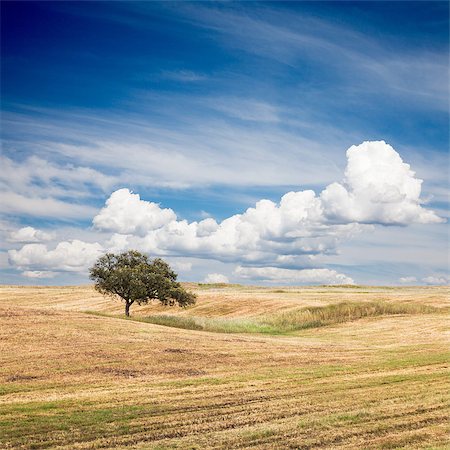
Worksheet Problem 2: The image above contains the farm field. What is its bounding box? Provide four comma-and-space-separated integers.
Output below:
0, 284, 449, 449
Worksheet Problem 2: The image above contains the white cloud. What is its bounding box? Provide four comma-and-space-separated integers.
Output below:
90, 141, 440, 266
22, 270, 57, 279
7, 142, 443, 282
44, 117, 341, 189
0, 155, 113, 195
203, 273, 230, 283
93, 189, 176, 236
162, 70, 207, 82
8, 226, 52, 243
399, 276, 417, 284
105, 233, 130, 253
234, 266, 354, 285
9, 240, 103, 272
0, 192, 98, 220
422, 275, 449, 285
124, 193, 357, 266
320, 141, 443, 225
180, 4, 447, 111
210, 98, 280, 122
0, 155, 114, 219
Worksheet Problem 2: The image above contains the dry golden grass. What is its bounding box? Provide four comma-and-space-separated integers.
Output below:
1, 283, 448, 315
0, 284, 449, 449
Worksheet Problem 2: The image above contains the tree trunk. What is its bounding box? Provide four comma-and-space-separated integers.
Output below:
125, 301, 131, 317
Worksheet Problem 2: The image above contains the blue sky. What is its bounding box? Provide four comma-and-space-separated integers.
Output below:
1, 1, 449, 286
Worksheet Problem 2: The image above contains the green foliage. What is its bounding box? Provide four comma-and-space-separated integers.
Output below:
89, 250, 196, 315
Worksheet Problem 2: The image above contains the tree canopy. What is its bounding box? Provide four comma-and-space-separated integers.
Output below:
89, 250, 196, 316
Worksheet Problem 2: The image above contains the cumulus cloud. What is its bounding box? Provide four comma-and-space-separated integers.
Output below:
422, 275, 449, 285
320, 141, 443, 225
93, 189, 176, 236
22, 270, 57, 279
203, 273, 230, 283
89, 141, 440, 267
7, 141, 443, 283
9, 240, 103, 272
8, 227, 52, 243
99, 191, 367, 268
235, 266, 354, 285
105, 233, 130, 254
399, 276, 417, 284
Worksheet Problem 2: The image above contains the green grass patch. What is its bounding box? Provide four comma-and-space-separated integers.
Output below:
240, 426, 277, 441
128, 314, 280, 334
86, 300, 440, 335
260, 301, 439, 332
378, 348, 450, 370
0, 399, 165, 446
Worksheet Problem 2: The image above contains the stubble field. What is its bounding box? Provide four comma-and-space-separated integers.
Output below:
0, 284, 449, 449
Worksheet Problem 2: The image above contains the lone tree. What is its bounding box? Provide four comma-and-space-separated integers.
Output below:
89, 250, 196, 316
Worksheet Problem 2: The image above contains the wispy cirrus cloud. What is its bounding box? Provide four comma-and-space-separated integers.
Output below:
175, 3, 448, 111
0, 154, 113, 220
209, 98, 280, 123
161, 70, 207, 82
1, 104, 344, 191
0, 192, 98, 220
